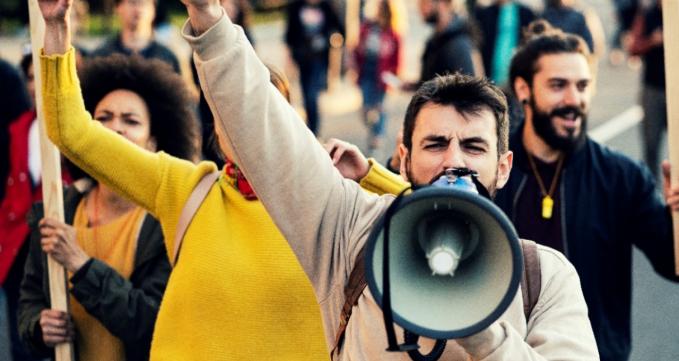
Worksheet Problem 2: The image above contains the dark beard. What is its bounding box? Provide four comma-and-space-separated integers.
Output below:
404, 157, 499, 199
530, 97, 587, 153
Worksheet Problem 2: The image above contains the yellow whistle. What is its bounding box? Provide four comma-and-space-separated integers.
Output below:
542, 196, 554, 219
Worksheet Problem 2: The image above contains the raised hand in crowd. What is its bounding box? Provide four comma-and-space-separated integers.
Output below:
324, 138, 370, 182
37, 0, 72, 55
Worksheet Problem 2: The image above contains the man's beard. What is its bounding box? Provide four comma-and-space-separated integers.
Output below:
530, 97, 587, 153
404, 157, 499, 199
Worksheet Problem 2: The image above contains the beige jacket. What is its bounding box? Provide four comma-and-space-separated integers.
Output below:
183, 14, 599, 361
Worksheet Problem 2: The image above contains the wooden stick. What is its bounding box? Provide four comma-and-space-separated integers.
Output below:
661, 0, 679, 276
27, 0, 75, 359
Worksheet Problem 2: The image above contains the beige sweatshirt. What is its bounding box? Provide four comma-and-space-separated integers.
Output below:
182, 13, 599, 361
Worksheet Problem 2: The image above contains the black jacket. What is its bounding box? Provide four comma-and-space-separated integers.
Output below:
92, 35, 181, 74
17, 186, 171, 361
285, 0, 344, 65
495, 126, 679, 361
420, 17, 476, 83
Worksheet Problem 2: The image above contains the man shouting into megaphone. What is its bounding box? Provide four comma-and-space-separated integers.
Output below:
173, 1, 597, 359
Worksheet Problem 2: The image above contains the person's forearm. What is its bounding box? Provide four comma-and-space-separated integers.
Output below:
43, 22, 70, 56
186, 2, 224, 36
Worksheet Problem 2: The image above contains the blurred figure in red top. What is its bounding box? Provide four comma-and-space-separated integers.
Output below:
352, 0, 400, 156
0, 53, 71, 361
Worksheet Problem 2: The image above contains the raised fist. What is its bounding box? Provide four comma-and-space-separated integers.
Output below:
37, 0, 72, 24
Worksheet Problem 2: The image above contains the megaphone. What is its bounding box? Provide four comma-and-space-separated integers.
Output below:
365, 169, 522, 348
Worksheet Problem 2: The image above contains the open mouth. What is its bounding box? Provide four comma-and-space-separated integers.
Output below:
552, 107, 583, 130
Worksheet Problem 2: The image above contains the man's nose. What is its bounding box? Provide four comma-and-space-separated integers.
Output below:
563, 85, 581, 106
441, 146, 465, 169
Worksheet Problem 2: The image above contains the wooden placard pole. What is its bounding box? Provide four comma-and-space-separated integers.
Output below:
27, 0, 75, 359
661, 0, 679, 276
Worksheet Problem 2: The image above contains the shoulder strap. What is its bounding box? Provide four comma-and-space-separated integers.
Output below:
172, 171, 220, 266
331, 245, 368, 357
520, 239, 541, 321
332, 239, 543, 355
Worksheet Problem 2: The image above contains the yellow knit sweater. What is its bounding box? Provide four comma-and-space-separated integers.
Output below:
42, 49, 327, 360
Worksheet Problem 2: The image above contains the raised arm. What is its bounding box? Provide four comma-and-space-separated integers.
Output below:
182, 4, 391, 300
39, 0, 71, 56
38, 0, 210, 223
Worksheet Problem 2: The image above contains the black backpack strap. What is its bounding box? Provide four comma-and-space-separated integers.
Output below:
331, 245, 368, 357
520, 239, 542, 321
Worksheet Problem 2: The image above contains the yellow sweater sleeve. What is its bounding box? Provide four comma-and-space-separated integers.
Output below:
40, 48, 212, 225
359, 158, 410, 196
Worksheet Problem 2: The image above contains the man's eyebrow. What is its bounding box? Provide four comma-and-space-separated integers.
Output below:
420, 135, 451, 145
460, 136, 489, 147
547, 76, 591, 83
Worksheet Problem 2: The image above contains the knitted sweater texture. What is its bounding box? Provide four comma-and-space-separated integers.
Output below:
40, 49, 327, 360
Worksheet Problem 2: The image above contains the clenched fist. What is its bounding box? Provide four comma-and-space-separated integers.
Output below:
37, 0, 72, 24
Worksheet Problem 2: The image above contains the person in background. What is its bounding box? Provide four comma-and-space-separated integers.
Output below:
629, 0, 665, 180
496, 20, 679, 361
17, 54, 196, 361
0, 54, 52, 361
92, 0, 180, 73
540, 0, 606, 59
474, 0, 535, 87
352, 0, 400, 155
285, 0, 345, 135
0, 58, 31, 201
415, 0, 482, 85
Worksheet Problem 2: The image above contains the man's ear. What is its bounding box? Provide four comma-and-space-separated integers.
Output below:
495, 151, 513, 190
398, 143, 409, 181
513, 77, 530, 105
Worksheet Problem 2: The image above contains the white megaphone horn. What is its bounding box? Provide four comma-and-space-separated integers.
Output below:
364, 168, 523, 358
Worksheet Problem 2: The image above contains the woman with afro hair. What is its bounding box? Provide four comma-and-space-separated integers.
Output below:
17, 54, 199, 361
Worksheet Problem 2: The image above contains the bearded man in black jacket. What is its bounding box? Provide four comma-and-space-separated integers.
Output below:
495, 20, 679, 361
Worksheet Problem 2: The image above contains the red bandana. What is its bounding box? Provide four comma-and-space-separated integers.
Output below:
224, 158, 258, 200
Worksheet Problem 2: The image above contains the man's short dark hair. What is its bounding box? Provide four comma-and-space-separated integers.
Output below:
79, 54, 199, 161
403, 73, 509, 157
509, 20, 591, 91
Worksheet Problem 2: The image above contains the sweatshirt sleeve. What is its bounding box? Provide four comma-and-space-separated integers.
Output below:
462, 247, 599, 360
183, 14, 393, 302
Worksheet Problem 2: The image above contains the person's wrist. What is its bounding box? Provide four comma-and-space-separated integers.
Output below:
43, 22, 70, 55
68, 255, 90, 273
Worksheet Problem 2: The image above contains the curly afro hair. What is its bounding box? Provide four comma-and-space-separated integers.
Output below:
79, 54, 199, 161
